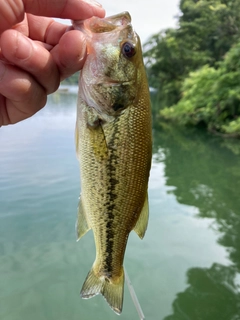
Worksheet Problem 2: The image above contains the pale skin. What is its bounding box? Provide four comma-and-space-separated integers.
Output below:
0, 0, 105, 126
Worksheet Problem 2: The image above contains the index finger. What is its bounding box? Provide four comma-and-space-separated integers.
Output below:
0, 0, 105, 33
27, 15, 70, 45
23, 0, 105, 19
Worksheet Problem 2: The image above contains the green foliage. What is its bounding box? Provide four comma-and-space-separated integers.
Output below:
144, 27, 209, 108
160, 66, 218, 125
179, 0, 240, 61
62, 72, 80, 85
144, 0, 240, 136
161, 41, 240, 135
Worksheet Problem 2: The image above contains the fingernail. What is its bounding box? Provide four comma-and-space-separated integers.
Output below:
15, 33, 32, 60
82, 0, 102, 7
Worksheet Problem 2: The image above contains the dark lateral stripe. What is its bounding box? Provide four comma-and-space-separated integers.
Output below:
103, 119, 120, 276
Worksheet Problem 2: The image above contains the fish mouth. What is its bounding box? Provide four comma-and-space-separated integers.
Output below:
88, 12, 132, 33
73, 11, 132, 35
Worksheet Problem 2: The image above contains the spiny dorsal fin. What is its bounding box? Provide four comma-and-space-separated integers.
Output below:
133, 193, 149, 239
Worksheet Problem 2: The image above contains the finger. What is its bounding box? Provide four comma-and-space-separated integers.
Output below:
50, 30, 87, 80
23, 0, 105, 19
1, 30, 60, 94
27, 15, 69, 45
0, 62, 47, 125
11, 14, 29, 36
0, 0, 24, 33
0, 0, 105, 33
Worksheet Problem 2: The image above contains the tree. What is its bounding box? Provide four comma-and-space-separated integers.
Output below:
144, 0, 240, 118
160, 41, 240, 135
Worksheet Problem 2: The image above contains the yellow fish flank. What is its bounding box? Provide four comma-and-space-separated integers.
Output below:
73, 12, 152, 315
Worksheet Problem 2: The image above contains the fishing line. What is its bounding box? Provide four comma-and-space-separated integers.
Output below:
124, 268, 145, 320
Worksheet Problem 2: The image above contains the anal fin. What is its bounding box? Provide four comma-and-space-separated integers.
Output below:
76, 196, 91, 241
133, 193, 149, 239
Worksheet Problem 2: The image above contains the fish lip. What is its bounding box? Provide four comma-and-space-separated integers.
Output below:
72, 12, 132, 35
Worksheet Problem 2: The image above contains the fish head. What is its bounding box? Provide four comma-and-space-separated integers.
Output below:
73, 12, 144, 117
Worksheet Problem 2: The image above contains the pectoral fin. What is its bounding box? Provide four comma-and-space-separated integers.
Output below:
133, 194, 149, 239
86, 111, 109, 162
76, 102, 108, 161
76, 196, 91, 241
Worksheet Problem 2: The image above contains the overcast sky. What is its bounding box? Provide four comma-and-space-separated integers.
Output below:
99, 0, 180, 43
56, 0, 180, 44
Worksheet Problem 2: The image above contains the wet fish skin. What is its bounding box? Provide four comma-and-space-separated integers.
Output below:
73, 11, 152, 315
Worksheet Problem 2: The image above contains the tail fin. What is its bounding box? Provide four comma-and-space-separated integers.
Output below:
80, 266, 124, 315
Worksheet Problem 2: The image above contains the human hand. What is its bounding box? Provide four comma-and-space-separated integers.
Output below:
0, 0, 105, 126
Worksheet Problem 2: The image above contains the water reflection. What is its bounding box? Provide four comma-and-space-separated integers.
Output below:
1, 91, 240, 319
164, 263, 240, 320
152, 121, 240, 319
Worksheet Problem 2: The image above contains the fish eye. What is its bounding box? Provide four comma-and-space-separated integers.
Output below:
121, 42, 136, 58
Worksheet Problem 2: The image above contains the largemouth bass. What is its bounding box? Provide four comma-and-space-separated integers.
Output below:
73, 12, 152, 315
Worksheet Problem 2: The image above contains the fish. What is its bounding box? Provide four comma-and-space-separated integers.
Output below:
73, 11, 152, 315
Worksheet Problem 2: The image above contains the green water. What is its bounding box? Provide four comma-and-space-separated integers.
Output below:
1, 89, 240, 320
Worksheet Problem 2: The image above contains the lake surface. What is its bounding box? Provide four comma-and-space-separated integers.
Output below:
1, 88, 240, 320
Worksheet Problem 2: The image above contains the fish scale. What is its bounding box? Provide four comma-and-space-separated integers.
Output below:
73, 11, 152, 315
